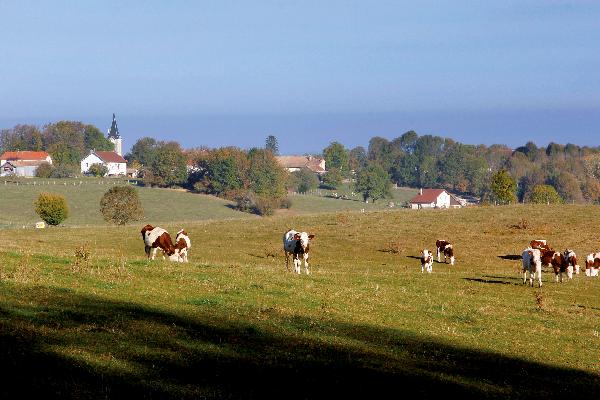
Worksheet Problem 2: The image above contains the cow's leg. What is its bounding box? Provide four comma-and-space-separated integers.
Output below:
304, 253, 310, 275
450, 256, 455, 266
523, 270, 527, 285
437, 247, 441, 262
293, 254, 301, 274
151, 247, 158, 260
421, 263, 425, 273
284, 251, 290, 272
145, 245, 151, 259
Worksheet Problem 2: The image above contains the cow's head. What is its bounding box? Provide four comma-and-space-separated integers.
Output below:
296, 232, 314, 252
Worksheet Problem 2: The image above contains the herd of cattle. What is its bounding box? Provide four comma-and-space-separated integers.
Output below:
140, 224, 600, 285
522, 239, 600, 287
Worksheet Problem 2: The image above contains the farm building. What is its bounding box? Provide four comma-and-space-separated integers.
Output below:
81, 150, 127, 176
276, 155, 326, 174
0, 151, 53, 177
409, 188, 462, 209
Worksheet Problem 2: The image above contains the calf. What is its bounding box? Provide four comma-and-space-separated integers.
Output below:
585, 253, 600, 277
283, 229, 315, 274
421, 249, 433, 273
170, 229, 191, 262
435, 240, 451, 263
539, 248, 568, 283
141, 224, 176, 260
522, 248, 542, 287
562, 249, 579, 279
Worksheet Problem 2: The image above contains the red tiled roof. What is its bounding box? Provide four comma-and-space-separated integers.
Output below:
1, 160, 48, 167
0, 151, 50, 161
94, 151, 126, 163
410, 189, 447, 203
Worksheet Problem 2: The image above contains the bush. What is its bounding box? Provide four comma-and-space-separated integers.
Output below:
88, 163, 108, 177
34, 193, 69, 226
234, 191, 281, 216
100, 186, 144, 225
50, 164, 78, 178
35, 162, 54, 178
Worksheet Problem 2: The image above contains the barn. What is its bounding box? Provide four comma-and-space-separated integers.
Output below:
0, 151, 53, 177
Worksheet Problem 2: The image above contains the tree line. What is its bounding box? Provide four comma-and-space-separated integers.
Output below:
4, 120, 600, 209
320, 131, 600, 205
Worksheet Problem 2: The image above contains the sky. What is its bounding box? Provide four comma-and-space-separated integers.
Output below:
0, 1, 599, 155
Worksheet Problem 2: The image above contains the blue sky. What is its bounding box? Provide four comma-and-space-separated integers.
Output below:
1, 1, 599, 154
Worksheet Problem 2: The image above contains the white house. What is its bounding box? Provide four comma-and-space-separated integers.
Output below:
0, 151, 53, 177
409, 188, 462, 209
81, 151, 127, 176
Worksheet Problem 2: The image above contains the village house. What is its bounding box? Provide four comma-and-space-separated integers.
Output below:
275, 155, 326, 174
0, 151, 53, 177
80, 150, 127, 176
409, 188, 462, 209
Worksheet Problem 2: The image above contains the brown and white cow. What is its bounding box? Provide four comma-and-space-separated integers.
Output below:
421, 249, 433, 273
141, 224, 176, 260
522, 247, 542, 287
584, 253, 600, 277
283, 229, 314, 274
530, 239, 550, 251
539, 248, 569, 283
170, 229, 191, 262
435, 239, 454, 265
563, 249, 579, 278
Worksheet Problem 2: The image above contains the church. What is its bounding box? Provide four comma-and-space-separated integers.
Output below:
80, 114, 127, 176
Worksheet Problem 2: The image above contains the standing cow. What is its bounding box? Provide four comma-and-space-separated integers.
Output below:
436, 239, 455, 265
421, 249, 433, 273
522, 248, 542, 287
283, 229, 314, 274
585, 253, 600, 277
539, 248, 569, 283
141, 224, 176, 260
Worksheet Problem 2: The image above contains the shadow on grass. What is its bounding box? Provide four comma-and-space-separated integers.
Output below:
0, 284, 598, 399
463, 277, 518, 285
498, 254, 522, 261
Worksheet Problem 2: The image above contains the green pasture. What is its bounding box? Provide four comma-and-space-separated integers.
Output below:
0, 203, 599, 399
0, 178, 417, 227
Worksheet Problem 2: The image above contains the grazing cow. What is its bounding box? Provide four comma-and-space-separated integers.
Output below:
283, 229, 315, 274
530, 239, 550, 251
435, 240, 450, 262
584, 253, 600, 277
539, 248, 568, 283
141, 224, 176, 260
522, 248, 542, 287
170, 229, 191, 262
421, 249, 433, 273
563, 249, 579, 278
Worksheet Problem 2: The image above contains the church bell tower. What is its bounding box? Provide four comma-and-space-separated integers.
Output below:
107, 113, 123, 156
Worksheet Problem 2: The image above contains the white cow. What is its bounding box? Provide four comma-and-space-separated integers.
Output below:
283, 229, 314, 274
522, 248, 542, 287
420, 249, 433, 273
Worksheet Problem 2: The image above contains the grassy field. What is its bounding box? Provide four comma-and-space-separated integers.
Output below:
0, 203, 599, 399
0, 178, 417, 226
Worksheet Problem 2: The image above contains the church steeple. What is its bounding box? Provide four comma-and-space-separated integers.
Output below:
107, 113, 123, 156
107, 113, 121, 139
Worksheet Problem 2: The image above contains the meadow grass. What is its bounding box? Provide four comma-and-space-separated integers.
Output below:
0, 178, 417, 227
0, 204, 599, 399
